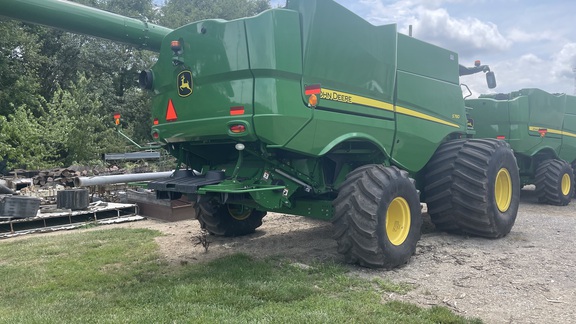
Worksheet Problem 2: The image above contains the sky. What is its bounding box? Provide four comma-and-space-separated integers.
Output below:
269, 0, 576, 97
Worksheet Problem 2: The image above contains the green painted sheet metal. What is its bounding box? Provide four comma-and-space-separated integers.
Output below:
397, 34, 460, 85
293, 0, 397, 106
394, 34, 465, 171
283, 0, 465, 172
466, 94, 521, 149
149, 0, 470, 175
560, 95, 576, 163
150, 17, 255, 143
467, 89, 576, 171
288, 0, 397, 160
150, 9, 307, 146
247, 9, 309, 148
523, 89, 566, 140
0, 0, 171, 51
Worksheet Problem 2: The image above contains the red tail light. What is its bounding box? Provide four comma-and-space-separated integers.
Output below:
230, 106, 245, 116
305, 84, 321, 95
230, 125, 246, 133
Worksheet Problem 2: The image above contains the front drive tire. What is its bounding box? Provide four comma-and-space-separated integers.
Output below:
424, 139, 520, 238
332, 165, 422, 269
198, 203, 266, 237
535, 159, 574, 206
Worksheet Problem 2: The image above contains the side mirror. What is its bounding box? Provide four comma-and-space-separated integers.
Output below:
486, 71, 497, 89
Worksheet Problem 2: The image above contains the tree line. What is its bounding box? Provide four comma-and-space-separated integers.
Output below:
0, 0, 270, 173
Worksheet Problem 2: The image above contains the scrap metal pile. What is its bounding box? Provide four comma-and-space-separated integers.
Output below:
0, 165, 153, 237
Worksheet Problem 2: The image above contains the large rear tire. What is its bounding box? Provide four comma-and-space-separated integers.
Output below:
332, 165, 422, 269
424, 139, 520, 238
198, 202, 266, 237
535, 159, 574, 206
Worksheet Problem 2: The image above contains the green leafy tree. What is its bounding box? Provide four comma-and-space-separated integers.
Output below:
0, 0, 271, 170
62, 73, 127, 165
160, 0, 271, 28
0, 104, 53, 170
0, 20, 47, 117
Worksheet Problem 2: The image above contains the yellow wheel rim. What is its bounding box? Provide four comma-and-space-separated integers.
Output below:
495, 168, 512, 212
227, 205, 252, 221
561, 173, 571, 196
386, 197, 411, 246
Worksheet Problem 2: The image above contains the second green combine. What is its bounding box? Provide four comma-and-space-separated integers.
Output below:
467, 88, 576, 206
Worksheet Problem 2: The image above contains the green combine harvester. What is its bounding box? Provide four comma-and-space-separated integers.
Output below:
1, 0, 522, 268
466, 89, 576, 205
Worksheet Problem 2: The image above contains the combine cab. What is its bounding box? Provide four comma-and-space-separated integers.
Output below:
466, 89, 576, 205
1, 0, 522, 268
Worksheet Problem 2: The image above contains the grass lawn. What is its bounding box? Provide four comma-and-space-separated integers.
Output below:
0, 228, 482, 323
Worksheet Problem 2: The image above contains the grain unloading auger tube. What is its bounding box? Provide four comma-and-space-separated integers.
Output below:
0, 0, 172, 51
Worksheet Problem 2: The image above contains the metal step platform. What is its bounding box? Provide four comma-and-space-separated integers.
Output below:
148, 170, 225, 195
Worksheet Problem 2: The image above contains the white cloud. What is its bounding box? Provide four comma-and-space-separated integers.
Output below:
413, 0, 477, 9
459, 53, 550, 97
409, 7, 511, 55
353, 1, 510, 56
481, 52, 575, 96
519, 53, 544, 65
551, 43, 576, 80
358, 0, 413, 25
506, 28, 556, 43
483, 43, 574, 95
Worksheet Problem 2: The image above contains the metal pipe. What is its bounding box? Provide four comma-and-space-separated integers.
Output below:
274, 169, 313, 193
74, 171, 174, 187
0, 0, 172, 52
0, 183, 15, 195
116, 129, 162, 150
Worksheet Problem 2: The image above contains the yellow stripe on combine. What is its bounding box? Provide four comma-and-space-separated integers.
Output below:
320, 88, 394, 111
529, 126, 576, 138
320, 88, 460, 129
395, 106, 460, 128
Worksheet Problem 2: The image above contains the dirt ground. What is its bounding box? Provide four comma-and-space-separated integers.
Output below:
6, 187, 575, 323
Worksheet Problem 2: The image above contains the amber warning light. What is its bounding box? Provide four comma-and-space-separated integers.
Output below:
113, 113, 121, 125
171, 40, 182, 52
305, 84, 321, 107
538, 129, 547, 137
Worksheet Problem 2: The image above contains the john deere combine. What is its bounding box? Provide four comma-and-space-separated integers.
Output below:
1, 0, 521, 268
466, 89, 576, 205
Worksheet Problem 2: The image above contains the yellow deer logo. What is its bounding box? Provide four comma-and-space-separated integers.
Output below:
177, 71, 193, 97
180, 75, 191, 92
